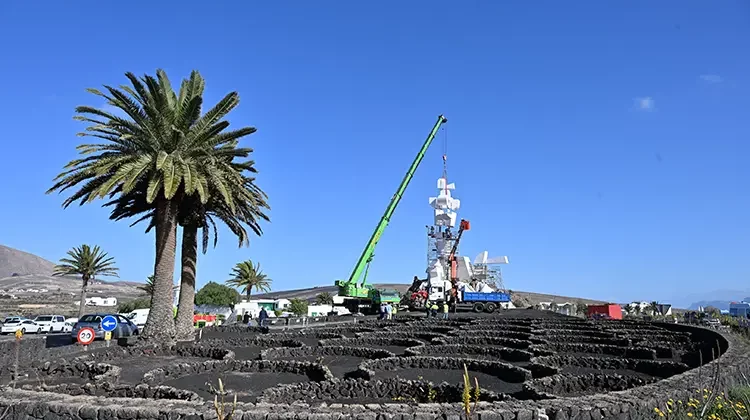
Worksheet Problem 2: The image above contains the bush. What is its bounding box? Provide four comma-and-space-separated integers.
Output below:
118, 297, 150, 313
195, 282, 240, 307
289, 298, 308, 317
653, 387, 750, 419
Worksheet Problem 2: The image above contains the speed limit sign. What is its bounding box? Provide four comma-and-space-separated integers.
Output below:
77, 327, 96, 345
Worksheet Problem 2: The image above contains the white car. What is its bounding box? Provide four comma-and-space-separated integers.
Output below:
2, 316, 26, 326
1, 319, 43, 334
33, 315, 67, 333
62, 321, 75, 333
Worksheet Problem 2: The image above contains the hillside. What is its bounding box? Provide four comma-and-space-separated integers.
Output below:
251, 283, 607, 307
0, 244, 145, 316
0, 245, 56, 278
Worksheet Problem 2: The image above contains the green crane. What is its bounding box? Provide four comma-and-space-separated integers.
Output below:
335, 115, 448, 306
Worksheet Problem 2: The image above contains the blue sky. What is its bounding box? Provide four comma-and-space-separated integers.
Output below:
0, 1, 748, 306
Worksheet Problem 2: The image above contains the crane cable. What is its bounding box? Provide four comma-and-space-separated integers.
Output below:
441, 124, 449, 195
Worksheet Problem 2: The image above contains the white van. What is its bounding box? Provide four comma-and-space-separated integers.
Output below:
33, 315, 66, 333
128, 309, 149, 327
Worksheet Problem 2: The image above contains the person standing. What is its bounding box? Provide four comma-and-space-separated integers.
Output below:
385, 303, 393, 320
442, 302, 449, 320
430, 302, 439, 318
242, 312, 251, 325
258, 307, 268, 327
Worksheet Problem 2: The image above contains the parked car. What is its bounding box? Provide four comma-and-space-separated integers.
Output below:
62, 321, 75, 333
33, 315, 66, 333
70, 313, 139, 343
2, 316, 27, 326
127, 309, 149, 327
1, 319, 43, 334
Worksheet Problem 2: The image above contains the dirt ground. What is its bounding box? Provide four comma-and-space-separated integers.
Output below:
230, 346, 264, 360
113, 356, 208, 384
163, 371, 309, 403
295, 354, 365, 378
375, 368, 525, 395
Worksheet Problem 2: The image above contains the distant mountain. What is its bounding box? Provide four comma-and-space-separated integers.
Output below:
688, 301, 733, 311
677, 289, 750, 311
0, 245, 56, 278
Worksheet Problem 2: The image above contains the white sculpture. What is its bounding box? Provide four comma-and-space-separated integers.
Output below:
429, 177, 461, 228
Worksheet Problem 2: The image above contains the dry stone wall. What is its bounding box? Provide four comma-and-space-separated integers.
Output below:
0, 317, 748, 420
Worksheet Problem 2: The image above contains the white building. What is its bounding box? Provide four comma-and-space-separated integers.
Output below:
274, 299, 291, 311
539, 301, 576, 316
75, 297, 118, 307
622, 301, 672, 316
307, 304, 333, 317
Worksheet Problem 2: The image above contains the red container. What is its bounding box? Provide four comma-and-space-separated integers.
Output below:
587, 304, 623, 320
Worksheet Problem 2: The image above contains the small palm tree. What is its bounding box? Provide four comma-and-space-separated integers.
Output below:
649, 301, 660, 316
138, 275, 177, 301
624, 303, 635, 316
226, 260, 271, 299
576, 302, 588, 317
53, 245, 119, 318
316, 292, 334, 305
138, 275, 156, 296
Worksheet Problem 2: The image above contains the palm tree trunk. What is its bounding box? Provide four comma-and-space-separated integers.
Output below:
142, 197, 179, 341
77, 276, 89, 319
175, 225, 198, 340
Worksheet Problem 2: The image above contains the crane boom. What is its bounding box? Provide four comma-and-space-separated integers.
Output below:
336, 115, 448, 298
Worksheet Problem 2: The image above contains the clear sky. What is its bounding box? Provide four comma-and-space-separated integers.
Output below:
0, 1, 748, 306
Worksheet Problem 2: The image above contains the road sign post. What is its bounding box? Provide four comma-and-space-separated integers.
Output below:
101, 315, 118, 348
77, 327, 95, 349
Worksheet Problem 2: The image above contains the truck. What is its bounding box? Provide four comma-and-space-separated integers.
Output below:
334, 115, 448, 314
459, 291, 512, 313
408, 274, 513, 313
404, 216, 513, 313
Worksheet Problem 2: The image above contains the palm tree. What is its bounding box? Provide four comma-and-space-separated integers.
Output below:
138, 276, 156, 296
47, 69, 255, 341
649, 301, 660, 317
576, 302, 588, 317
52, 245, 119, 319
624, 303, 635, 317
138, 275, 177, 301
226, 260, 271, 299
316, 292, 334, 305
106, 172, 269, 339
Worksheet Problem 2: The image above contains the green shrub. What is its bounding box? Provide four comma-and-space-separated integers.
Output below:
118, 297, 150, 313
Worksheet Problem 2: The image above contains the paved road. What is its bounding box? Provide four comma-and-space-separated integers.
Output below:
0, 332, 71, 346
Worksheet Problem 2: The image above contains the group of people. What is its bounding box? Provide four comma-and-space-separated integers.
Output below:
242, 307, 269, 327
427, 301, 450, 319
378, 302, 396, 320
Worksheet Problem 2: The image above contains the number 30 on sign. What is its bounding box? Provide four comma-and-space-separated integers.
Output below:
77, 327, 95, 345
